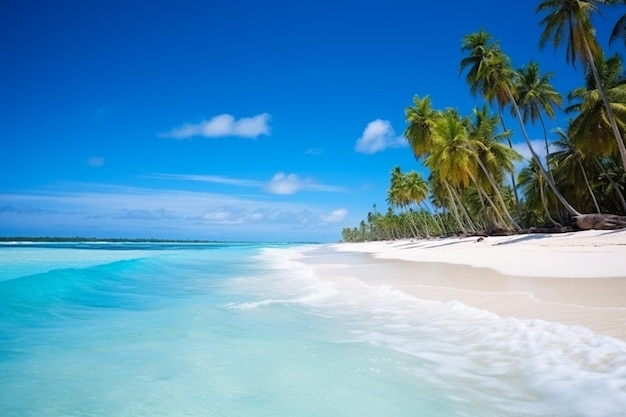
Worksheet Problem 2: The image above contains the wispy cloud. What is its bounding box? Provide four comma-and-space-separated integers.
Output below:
160, 113, 271, 139
511, 139, 551, 176
87, 157, 105, 167
146, 173, 262, 187
513, 139, 549, 162
148, 172, 345, 195
355, 119, 407, 154
305, 148, 324, 156
0, 184, 345, 240
320, 208, 348, 223
266, 172, 345, 195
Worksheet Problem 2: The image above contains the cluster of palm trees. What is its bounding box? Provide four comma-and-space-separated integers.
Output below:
342, 0, 626, 243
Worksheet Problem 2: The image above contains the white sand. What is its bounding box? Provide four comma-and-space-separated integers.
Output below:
329, 229, 626, 341
333, 229, 626, 278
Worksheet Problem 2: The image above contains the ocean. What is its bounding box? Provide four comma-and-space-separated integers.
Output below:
1, 241, 625, 417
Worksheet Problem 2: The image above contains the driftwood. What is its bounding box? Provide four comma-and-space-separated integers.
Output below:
463, 214, 626, 237
574, 213, 626, 230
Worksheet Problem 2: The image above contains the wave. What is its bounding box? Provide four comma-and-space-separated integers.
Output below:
240, 245, 626, 416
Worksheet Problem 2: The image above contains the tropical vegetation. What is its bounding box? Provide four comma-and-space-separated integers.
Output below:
342, 0, 626, 242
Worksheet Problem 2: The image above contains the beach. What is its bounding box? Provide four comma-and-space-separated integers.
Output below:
327, 229, 626, 342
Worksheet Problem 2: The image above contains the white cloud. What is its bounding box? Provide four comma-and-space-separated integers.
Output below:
161, 113, 271, 139
513, 139, 549, 162
355, 119, 407, 154
511, 139, 552, 176
320, 208, 347, 223
267, 172, 303, 195
266, 172, 345, 195
87, 157, 105, 167
202, 209, 231, 222
246, 212, 264, 221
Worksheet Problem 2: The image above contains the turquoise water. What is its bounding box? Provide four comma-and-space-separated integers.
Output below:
1, 242, 625, 416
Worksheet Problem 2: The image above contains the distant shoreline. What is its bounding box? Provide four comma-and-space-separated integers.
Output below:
0, 236, 322, 244
0, 236, 226, 243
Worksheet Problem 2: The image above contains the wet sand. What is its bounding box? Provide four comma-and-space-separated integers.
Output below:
303, 229, 626, 342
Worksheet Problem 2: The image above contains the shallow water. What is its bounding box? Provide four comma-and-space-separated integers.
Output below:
1, 242, 625, 416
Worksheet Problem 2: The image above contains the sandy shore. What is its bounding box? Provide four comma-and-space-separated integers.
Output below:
326, 229, 626, 342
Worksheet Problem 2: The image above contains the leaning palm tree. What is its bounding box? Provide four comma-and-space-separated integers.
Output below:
460, 30, 580, 217
466, 105, 523, 230
595, 157, 626, 212
404, 170, 433, 237
460, 28, 626, 229
387, 166, 433, 239
536, 0, 626, 172
404, 94, 440, 159
518, 158, 563, 226
459, 29, 523, 215
425, 108, 513, 230
429, 172, 472, 234
566, 53, 626, 159
405, 96, 476, 234
550, 128, 602, 213
515, 60, 563, 176
565, 53, 626, 213
387, 166, 420, 239
468, 105, 521, 186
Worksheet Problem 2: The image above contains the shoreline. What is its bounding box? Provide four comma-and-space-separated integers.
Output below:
315, 229, 626, 342
333, 229, 626, 278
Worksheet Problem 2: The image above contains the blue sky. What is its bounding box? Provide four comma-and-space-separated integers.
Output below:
1, 1, 623, 242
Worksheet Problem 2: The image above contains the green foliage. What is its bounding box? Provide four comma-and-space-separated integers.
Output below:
341, 1, 626, 241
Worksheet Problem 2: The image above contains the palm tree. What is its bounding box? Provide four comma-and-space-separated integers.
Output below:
536, 0, 626, 171
518, 158, 563, 226
515, 60, 563, 176
406, 92, 521, 231
566, 53, 626, 158
550, 128, 602, 213
429, 173, 471, 234
405, 170, 433, 237
459, 29, 523, 215
387, 166, 419, 239
459, 29, 514, 108
404, 95, 440, 159
425, 108, 513, 230
468, 105, 521, 186
466, 105, 523, 229
460, 29, 585, 222
595, 157, 626, 212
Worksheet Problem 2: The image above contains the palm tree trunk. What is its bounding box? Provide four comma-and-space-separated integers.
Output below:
432, 207, 448, 236
582, 36, 626, 172
415, 205, 432, 238
406, 210, 422, 239
425, 199, 449, 236
444, 181, 469, 234
505, 87, 583, 217
539, 181, 561, 227
595, 158, 626, 212
467, 139, 522, 231
467, 171, 509, 230
538, 113, 554, 180
498, 109, 522, 218
449, 183, 478, 233
577, 159, 601, 214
